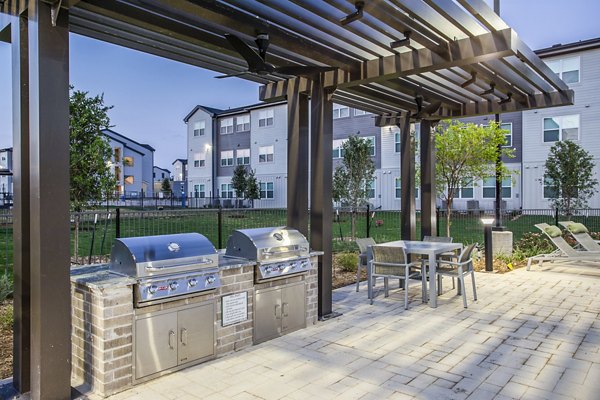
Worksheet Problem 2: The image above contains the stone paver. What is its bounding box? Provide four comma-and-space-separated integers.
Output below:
98, 262, 599, 400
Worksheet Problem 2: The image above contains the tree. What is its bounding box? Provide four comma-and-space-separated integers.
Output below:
333, 134, 375, 238
70, 88, 116, 212
161, 177, 172, 193
544, 140, 598, 215
435, 120, 515, 236
231, 165, 260, 207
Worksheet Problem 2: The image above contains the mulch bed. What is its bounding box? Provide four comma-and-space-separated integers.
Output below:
0, 300, 12, 380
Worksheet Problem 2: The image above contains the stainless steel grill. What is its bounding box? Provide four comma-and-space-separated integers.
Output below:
109, 233, 221, 306
225, 227, 311, 282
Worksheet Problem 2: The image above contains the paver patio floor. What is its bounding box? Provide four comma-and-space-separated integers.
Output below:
104, 263, 600, 400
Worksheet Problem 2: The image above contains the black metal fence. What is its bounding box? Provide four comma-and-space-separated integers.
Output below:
1, 207, 599, 273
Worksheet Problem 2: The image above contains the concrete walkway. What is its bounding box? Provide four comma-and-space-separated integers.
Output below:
104, 263, 600, 400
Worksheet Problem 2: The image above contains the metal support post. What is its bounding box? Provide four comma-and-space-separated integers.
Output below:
484, 223, 493, 272
286, 80, 309, 237
366, 204, 370, 238
217, 206, 223, 249
27, 2, 72, 398
115, 207, 121, 238
398, 116, 416, 240
420, 120, 437, 238
494, 113, 504, 230
310, 77, 337, 320
11, 12, 31, 393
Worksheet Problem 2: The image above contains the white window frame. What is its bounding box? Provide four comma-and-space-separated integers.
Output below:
332, 139, 347, 159
543, 114, 580, 143
365, 179, 375, 199
193, 120, 205, 136
543, 175, 558, 199
333, 104, 350, 119
365, 136, 376, 156
236, 149, 250, 165
354, 108, 367, 116
194, 153, 205, 168
457, 179, 474, 199
219, 118, 234, 134
482, 176, 512, 199
220, 150, 234, 167
258, 109, 274, 127
259, 182, 274, 199
500, 122, 512, 147
395, 178, 419, 199
220, 183, 234, 199
394, 132, 400, 153
546, 56, 580, 84
259, 145, 274, 163
236, 115, 250, 132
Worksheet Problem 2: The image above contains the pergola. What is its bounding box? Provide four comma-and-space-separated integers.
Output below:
1, 1, 573, 398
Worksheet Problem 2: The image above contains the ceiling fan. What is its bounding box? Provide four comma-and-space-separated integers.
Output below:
215, 33, 336, 79
410, 95, 442, 120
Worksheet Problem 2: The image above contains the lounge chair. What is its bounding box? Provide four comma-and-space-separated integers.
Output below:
527, 223, 600, 270
558, 221, 600, 252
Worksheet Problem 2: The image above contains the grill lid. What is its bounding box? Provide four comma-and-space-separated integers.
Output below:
225, 227, 309, 262
110, 233, 218, 277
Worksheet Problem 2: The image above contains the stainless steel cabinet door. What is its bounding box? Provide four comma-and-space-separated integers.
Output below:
178, 302, 215, 364
135, 312, 178, 380
282, 283, 306, 333
254, 287, 282, 344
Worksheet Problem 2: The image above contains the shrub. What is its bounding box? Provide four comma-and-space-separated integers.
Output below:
0, 306, 12, 331
513, 232, 554, 260
337, 252, 358, 272
0, 273, 12, 304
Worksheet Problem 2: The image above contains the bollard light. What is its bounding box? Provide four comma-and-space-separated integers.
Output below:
481, 217, 494, 272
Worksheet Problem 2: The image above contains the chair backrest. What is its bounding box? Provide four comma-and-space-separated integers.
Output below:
459, 243, 478, 263
371, 245, 406, 265
535, 223, 578, 256
356, 237, 376, 254
424, 235, 453, 243
559, 221, 600, 252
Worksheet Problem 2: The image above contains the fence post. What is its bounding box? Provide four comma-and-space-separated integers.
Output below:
366, 204, 370, 238
218, 206, 223, 249
116, 208, 121, 238
554, 207, 559, 227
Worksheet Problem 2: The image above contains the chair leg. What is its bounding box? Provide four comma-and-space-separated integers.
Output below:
459, 272, 467, 308
437, 274, 443, 295
421, 266, 427, 303
452, 277, 456, 289
384, 277, 389, 298
404, 270, 409, 310
471, 271, 477, 301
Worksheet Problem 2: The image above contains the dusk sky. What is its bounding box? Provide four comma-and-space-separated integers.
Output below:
1, 0, 599, 168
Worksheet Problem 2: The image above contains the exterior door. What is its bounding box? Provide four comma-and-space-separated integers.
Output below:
135, 312, 178, 379
178, 303, 215, 364
254, 287, 282, 344
282, 283, 306, 333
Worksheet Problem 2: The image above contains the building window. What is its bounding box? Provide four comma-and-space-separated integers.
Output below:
259, 182, 274, 199
194, 154, 205, 168
193, 120, 205, 136
365, 179, 375, 199
124, 175, 134, 185
365, 136, 375, 156
259, 146, 274, 163
153, 172, 156, 178
543, 115, 579, 142
395, 178, 419, 199
114, 148, 121, 163
500, 123, 512, 147
483, 177, 512, 198
220, 183, 234, 198
543, 175, 558, 199
220, 118, 234, 134
123, 156, 134, 166
457, 179, 474, 199
354, 109, 367, 116
220, 150, 234, 167
258, 109, 274, 127
394, 132, 401, 153
333, 104, 350, 119
546, 56, 580, 84
236, 149, 250, 165
332, 139, 347, 159
236, 115, 250, 131
193, 184, 205, 199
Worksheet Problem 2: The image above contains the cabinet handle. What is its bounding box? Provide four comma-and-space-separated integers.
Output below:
168, 330, 175, 349
274, 304, 281, 319
282, 302, 289, 317
181, 328, 188, 346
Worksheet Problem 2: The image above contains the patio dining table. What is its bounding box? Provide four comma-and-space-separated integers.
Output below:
369, 240, 463, 308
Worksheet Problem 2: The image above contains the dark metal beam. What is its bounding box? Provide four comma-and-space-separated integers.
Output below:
310, 77, 334, 319
11, 13, 30, 394
399, 116, 416, 240
420, 120, 437, 238
27, 1, 71, 397
286, 79, 309, 237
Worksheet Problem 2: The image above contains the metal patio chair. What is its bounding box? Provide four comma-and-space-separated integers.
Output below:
355, 237, 376, 292
559, 221, 600, 252
435, 243, 478, 308
528, 223, 600, 269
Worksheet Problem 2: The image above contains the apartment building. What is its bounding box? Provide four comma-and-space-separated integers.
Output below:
171, 158, 188, 196
0, 147, 12, 206
522, 38, 600, 209
102, 129, 155, 198
153, 166, 171, 193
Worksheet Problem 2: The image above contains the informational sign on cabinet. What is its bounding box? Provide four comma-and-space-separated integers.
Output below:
222, 291, 248, 327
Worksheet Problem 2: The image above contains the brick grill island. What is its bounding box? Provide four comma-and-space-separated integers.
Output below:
70, 252, 319, 397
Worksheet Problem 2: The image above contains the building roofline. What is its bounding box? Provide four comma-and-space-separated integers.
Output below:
102, 129, 155, 155
153, 166, 171, 173
184, 101, 287, 122
535, 37, 600, 57
0, 148, 13, 153
172, 158, 188, 165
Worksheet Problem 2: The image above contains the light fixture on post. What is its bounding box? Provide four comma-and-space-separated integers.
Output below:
390, 31, 412, 48
340, 1, 365, 25
498, 92, 513, 105
479, 82, 496, 96
460, 71, 477, 88
481, 217, 495, 272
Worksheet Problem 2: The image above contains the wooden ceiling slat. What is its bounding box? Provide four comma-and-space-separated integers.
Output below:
390, 0, 470, 41
423, 0, 488, 37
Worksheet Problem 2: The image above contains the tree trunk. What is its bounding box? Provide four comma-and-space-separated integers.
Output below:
351, 210, 356, 239
446, 202, 452, 237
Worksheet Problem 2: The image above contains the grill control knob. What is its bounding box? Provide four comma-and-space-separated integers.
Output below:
148, 285, 158, 295
169, 281, 179, 291
188, 278, 198, 287
206, 275, 216, 285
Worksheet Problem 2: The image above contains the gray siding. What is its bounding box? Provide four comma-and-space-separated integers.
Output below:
459, 112, 523, 163
333, 112, 381, 169
217, 130, 251, 177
